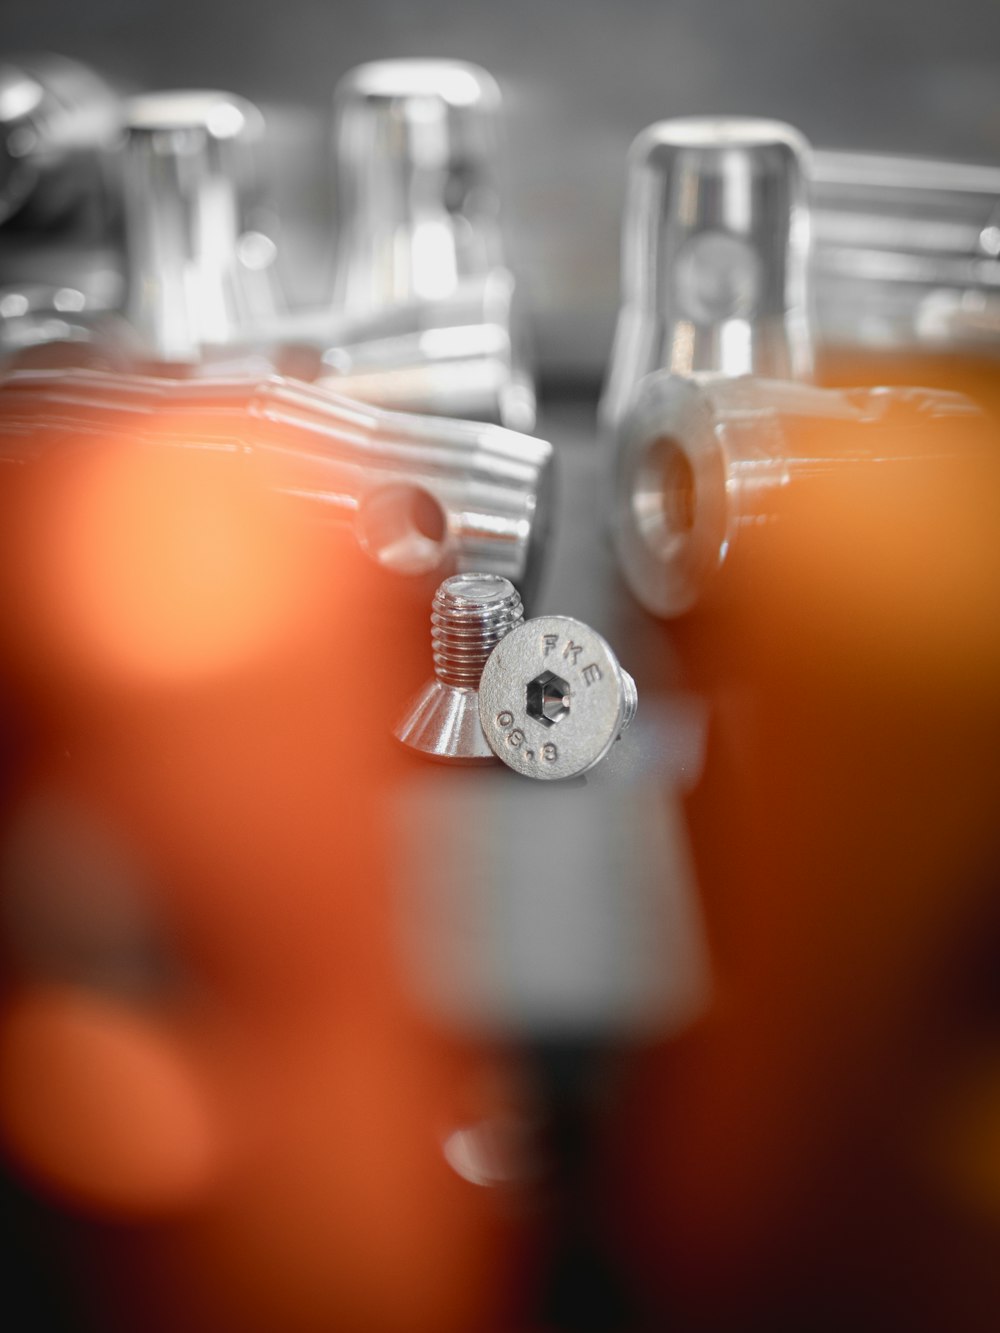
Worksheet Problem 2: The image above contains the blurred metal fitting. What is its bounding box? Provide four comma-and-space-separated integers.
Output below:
0, 53, 119, 227
613, 372, 984, 618
260, 269, 534, 430
0, 368, 554, 592
812, 149, 1000, 353
121, 89, 283, 364
0, 282, 100, 352
478, 615, 637, 780
394, 573, 524, 763
313, 270, 534, 430
0, 280, 131, 372
600, 117, 814, 436
331, 58, 504, 312
322, 58, 534, 428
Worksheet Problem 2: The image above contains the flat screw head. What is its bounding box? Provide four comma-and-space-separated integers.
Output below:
478, 615, 636, 780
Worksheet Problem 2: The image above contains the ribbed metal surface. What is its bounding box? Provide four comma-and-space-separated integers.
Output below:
431, 573, 523, 688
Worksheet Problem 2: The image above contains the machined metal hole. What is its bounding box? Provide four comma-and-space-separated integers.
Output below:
357, 483, 448, 574
631, 434, 696, 561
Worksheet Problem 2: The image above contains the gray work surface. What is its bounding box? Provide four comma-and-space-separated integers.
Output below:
389, 397, 711, 1043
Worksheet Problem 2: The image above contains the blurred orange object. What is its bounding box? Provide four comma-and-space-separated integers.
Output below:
0, 416, 534, 1333
602, 355, 1000, 1331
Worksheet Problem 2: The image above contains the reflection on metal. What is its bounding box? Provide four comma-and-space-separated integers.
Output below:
274, 268, 536, 430
394, 573, 524, 764
0, 281, 130, 371
121, 90, 283, 364
331, 58, 504, 313
601, 117, 814, 437
0, 54, 119, 226
442, 1115, 539, 1188
325, 58, 534, 428
812, 149, 1000, 352
0, 367, 553, 591
614, 373, 985, 618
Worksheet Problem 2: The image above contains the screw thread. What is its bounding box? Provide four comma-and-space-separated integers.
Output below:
619, 669, 638, 734
432, 573, 524, 688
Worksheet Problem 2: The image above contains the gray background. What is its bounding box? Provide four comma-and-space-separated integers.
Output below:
6, 0, 1000, 376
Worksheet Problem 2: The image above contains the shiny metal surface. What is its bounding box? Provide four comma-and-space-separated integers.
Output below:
600, 117, 814, 437
478, 614, 636, 780
324, 58, 534, 427
812, 148, 1000, 351
121, 89, 283, 364
0, 53, 118, 226
331, 59, 503, 312
394, 573, 524, 763
0, 366, 553, 590
272, 268, 535, 429
0, 281, 103, 353
613, 372, 984, 618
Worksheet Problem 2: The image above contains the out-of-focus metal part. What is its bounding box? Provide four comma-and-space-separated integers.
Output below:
600, 117, 813, 436
0, 281, 131, 371
121, 90, 284, 365
812, 149, 1000, 353
394, 573, 524, 763
0, 282, 99, 351
613, 373, 985, 618
478, 615, 637, 780
317, 271, 535, 431
267, 268, 535, 430
0, 368, 554, 592
323, 58, 534, 428
331, 58, 503, 312
0, 54, 119, 227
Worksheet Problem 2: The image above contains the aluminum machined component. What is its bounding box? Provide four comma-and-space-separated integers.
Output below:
600, 117, 814, 436
331, 58, 504, 313
811, 148, 1000, 352
394, 573, 524, 763
324, 58, 534, 428
121, 89, 283, 365
0, 54, 119, 227
478, 616, 637, 781
0, 367, 554, 591
613, 372, 986, 618
272, 267, 536, 430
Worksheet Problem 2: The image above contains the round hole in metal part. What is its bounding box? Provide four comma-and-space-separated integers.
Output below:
357, 484, 447, 574
631, 435, 695, 560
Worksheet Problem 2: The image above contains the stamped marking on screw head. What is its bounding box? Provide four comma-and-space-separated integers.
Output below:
478, 615, 637, 780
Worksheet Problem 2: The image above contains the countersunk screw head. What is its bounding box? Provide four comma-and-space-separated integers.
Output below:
478, 615, 637, 780
394, 572, 524, 763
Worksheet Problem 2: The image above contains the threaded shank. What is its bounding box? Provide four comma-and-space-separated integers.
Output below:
432, 573, 524, 688
619, 669, 638, 734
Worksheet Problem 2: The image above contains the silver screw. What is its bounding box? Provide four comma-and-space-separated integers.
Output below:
394, 573, 524, 763
477, 615, 637, 780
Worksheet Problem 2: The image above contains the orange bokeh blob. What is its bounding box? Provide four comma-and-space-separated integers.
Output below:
0, 985, 221, 1216
6, 428, 321, 687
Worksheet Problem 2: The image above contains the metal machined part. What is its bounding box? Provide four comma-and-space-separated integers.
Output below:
811, 148, 1000, 352
323, 58, 534, 428
121, 89, 283, 365
0, 54, 119, 227
478, 615, 637, 781
394, 573, 524, 763
0, 367, 554, 591
613, 372, 986, 618
331, 58, 504, 313
600, 116, 814, 437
